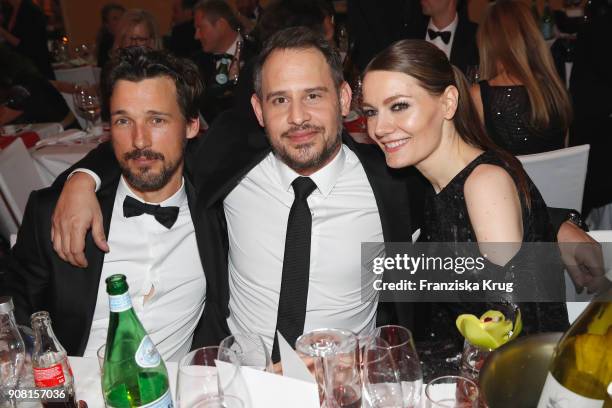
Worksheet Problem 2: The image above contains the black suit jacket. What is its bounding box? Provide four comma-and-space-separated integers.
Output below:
1, 172, 209, 356
420, 12, 479, 74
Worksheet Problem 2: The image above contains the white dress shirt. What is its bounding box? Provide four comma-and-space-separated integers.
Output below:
225, 145, 383, 352
83, 176, 206, 362
425, 13, 459, 60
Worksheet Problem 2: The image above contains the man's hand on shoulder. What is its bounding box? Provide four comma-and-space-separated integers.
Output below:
51, 172, 108, 268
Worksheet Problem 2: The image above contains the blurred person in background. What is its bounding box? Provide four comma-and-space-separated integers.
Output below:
569, 0, 612, 220
192, 0, 258, 123
234, 0, 261, 33
0, 0, 54, 79
113, 9, 162, 51
0, 43, 75, 127
420, 0, 478, 74
470, 0, 572, 155
165, 0, 201, 59
96, 3, 125, 68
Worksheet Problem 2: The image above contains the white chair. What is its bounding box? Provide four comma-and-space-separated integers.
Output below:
565, 230, 612, 323
0, 139, 46, 238
518, 145, 590, 211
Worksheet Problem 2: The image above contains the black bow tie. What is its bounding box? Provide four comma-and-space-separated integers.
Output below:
123, 196, 179, 229
428, 29, 452, 44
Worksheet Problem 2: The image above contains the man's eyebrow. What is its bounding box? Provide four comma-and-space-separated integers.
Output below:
110, 110, 173, 116
265, 86, 330, 102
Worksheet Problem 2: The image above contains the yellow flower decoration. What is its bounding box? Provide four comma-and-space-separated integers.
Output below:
456, 309, 523, 350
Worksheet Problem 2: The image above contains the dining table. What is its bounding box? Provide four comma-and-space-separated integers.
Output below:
31, 141, 100, 186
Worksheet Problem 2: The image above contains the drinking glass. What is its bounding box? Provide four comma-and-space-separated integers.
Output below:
0, 299, 25, 408
177, 346, 223, 407
72, 83, 101, 134
218, 333, 273, 372
296, 328, 362, 408
375, 325, 423, 407
192, 395, 244, 408
362, 337, 403, 408
424, 376, 479, 408
97, 344, 105, 371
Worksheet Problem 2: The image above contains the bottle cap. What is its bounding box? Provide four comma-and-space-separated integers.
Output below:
0, 296, 14, 314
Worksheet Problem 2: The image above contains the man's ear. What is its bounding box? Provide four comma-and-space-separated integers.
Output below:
186, 116, 200, 139
251, 93, 265, 127
339, 81, 352, 117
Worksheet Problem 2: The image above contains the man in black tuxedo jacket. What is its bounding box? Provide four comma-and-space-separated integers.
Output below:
164, 0, 201, 59
348, 0, 478, 74
420, 0, 479, 74
192, 0, 258, 124
0, 48, 210, 361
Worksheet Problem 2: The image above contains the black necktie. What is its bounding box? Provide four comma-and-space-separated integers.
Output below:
428, 29, 452, 44
271, 177, 317, 362
122, 195, 179, 229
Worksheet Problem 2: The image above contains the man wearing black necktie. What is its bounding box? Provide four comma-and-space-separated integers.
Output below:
421, 0, 479, 74
1, 47, 211, 361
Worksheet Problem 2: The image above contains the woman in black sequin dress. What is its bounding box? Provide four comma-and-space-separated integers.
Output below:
361, 40, 568, 372
469, 0, 572, 155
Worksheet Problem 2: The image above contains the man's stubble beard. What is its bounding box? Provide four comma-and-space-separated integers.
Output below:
268, 110, 344, 174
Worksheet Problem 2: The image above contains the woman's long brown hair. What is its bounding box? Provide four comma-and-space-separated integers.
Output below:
363, 39, 532, 206
478, 0, 572, 131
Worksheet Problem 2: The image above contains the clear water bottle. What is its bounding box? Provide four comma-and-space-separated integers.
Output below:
0, 297, 25, 407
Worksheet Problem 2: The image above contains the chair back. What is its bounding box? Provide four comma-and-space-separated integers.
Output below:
565, 229, 612, 323
518, 145, 590, 211
0, 139, 46, 234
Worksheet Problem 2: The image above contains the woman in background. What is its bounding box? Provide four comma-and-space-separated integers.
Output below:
470, 0, 572, 155
112, 9, 162, 51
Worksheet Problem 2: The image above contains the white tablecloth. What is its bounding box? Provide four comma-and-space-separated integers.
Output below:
31, 142, 99, 186
70, 356, 178, 407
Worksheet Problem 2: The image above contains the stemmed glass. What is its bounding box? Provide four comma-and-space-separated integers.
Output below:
72, 83, 101, 135
218, 333, 273, 372
192, 395, 245, 408
362, 337, 404, 408
295, 328, 362, 408
424, 375, 479, 408
177, 346, 225, 407
375, 326, 423, 407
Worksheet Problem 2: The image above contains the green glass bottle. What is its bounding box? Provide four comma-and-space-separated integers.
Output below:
102, 274, 173, 408
540, 0, 555, 40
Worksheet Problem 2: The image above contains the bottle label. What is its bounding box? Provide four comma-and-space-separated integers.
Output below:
135, 335, 161, 368
33, 363, 66, 388
109, 292, 132, 312
141, 389, 173, 408
537, 372, 603, 408
107, 389, 173, 408
215, 73, 228, 85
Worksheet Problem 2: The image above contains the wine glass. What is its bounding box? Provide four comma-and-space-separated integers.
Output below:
218, 333, 273, 372
177, 346, 223, 407
72, 83, 101, 135
295, 328, 362, 408
192, 395, 244, 408
362, 337, 404, 408
375, 326, 423, 407
424, 375, 479, 408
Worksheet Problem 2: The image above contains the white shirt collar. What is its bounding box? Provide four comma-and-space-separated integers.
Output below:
117, 175, 188, 208
427, 12, 459, 33
224, 33, 243, 56
274, 144, 346, 198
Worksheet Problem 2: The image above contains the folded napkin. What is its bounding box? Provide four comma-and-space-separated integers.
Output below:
0, 131, 40, 149
34, 129, 89, 148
